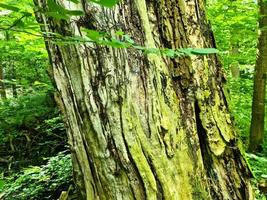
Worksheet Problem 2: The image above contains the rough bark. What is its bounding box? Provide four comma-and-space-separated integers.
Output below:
249, 0, 267, 152
34, 0, 253, 199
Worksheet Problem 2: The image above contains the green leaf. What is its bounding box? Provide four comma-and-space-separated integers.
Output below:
67, 0, 80, 3
177, 48, 193, 56
123, 35, 135, 44
65, 10, 84, 16
190, 48, 219, 55
115, 30, 124, 36
0, 179, 4, 190
89, 0, 119, 8
47, 0, 65, 12
103, 39, 128, 48
0, 3, 20, 12
162, 49, 176, 57
83, 29, 104, 41
21, 11, 32, 17
12, 18, 25, 28
45, 12, 69, 20
144, 48, 160, 55
133, 45, 146, 50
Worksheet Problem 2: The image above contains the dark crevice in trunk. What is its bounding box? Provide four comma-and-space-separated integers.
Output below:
160, 72, 171, 106
231, 145, 253, 199
146, 155, 164, 200
195, 102, 211, 171
194, 101, 221, 199
140, 58, 152, 138
152, 1, 171, 49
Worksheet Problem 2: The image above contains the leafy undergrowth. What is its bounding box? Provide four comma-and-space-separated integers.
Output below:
0, 89, 73, 199
227, 76, 254, 146
0, 152, 74, 200
0, 89, 67, 172
247, 153, 267, 200
227, 76, 267, 199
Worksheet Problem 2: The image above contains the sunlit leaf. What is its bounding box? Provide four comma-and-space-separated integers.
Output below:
190, 48, 219, 55
89, 0, 119, 8
83, 29, 104, 40
0, 3, 20, 12
115, 30, 124, 36
47, 0, 65, 12
162, 49, 176, 58
45, 12, 69, 20
65, 10, 84, 16
123, 35, 135, 44
0, 179, 4, 190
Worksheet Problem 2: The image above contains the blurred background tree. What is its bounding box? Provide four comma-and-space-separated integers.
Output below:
249, 0, 267, 153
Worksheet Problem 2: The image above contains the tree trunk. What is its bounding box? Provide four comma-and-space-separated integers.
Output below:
229, 0, 240, 79
230, 48, 240, 79
11, 63, 17, 98
249, 0, 267, 152
0, 64, 6, 99
34, 0, 253, 199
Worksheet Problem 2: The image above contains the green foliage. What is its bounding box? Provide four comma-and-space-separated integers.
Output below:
0, 37, 49, 88
247, 153, 267, 200
207, 0, 267, 150
0, 90, 54, 141
1, 152, 73, 200
207, 0, 258, 67
0, 89, 67, 170
0, 2, 69, 199
227, 77, 253, 145
0, 0, 219, 59
0, 0, 37, 34
42, 116, 65, 135
0, 3, 20, 12
247, 153, 267, 181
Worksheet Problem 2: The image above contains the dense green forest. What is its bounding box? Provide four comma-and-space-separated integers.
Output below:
0, 0, 266, 199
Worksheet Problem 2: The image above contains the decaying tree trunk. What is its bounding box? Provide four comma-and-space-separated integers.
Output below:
249, 0, 267, 152
34, 0, 253, 199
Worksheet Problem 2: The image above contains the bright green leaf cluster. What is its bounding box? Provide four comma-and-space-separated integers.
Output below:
1, 152, 72, 200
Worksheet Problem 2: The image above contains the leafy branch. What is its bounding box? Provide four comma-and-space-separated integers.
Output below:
0, 0, 219, 57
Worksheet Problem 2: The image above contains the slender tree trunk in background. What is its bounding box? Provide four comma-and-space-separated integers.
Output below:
34, 0, 253, 199
249, 0, 267, 152
230, 47, 240, 79
4, 31, 17, 98
229, 0, 240, 79
0, 64, 6, 99
10, 63, 17, 98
